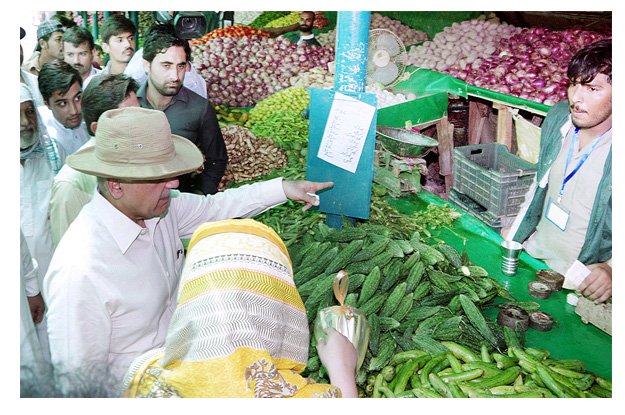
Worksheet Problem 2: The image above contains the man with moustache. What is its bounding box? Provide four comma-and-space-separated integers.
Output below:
37, 60, 90, 155
98, 14, 136, 77
20, 84, 67, 368
137, 24, 227, 195
505, 39, 612, 303
297, 11, 321, 47
62, 26, 101, 89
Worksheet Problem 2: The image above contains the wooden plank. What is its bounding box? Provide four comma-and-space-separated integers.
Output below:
436, 117, 455, 193
468, 100, 490, 145
494, 103, 513, 151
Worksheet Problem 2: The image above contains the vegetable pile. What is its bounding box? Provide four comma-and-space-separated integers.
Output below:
217, 124, 287, 190
262, 11, 300, 28
455, 27, 608, 105
367, 340, 612, 398
191, 24, 269, 45
407, 14, 609, 105
316, 12, 428, 48
193, 37, 334, 107
245, 86, 310, 126
249, 11, 291, 28
407, 14, 521, 74
249, 110, 309, 155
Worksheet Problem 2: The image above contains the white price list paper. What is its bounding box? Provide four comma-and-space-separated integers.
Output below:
317, 92, 376, 173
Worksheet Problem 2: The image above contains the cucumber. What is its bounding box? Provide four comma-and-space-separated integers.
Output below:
470, 366, 522, 389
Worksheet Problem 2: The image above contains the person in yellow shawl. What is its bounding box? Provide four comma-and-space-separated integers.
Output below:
122, 218, 358, 398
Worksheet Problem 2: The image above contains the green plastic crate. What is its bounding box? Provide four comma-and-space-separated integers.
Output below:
452, 144, 536, 217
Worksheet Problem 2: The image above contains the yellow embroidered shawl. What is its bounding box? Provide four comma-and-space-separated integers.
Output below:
122, 219, 341, 398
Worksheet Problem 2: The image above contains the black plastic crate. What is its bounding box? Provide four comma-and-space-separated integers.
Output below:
452, 144, 536, 217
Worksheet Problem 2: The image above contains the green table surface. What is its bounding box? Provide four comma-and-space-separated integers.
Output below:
388, 190, 612, 380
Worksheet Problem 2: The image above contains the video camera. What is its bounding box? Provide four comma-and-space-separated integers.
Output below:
153, 11, 233, 39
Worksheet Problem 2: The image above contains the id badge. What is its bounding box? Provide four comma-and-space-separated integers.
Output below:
545, 197, 570, 231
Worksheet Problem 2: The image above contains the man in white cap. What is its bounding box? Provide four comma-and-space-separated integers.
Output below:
43, 106, 332, 394
20, 83, 67, 368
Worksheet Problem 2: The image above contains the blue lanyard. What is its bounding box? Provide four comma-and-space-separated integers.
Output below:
558, 128, 603, 202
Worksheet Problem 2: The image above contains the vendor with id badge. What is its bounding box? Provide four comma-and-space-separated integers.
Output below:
503, 39, 612, 303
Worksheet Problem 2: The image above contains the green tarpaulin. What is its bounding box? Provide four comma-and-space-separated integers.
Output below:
388, 191, 612, 380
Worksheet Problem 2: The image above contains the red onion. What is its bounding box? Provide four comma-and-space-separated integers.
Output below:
456, 26, 610, 104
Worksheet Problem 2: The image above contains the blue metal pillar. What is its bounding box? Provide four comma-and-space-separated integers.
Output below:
326, 11, 371, 229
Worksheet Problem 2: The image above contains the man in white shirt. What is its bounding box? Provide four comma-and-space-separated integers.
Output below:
38, 59, 90, 154
21, 84, 67, 367
98, 14, 136, 77
62, 26, 101, 89
43, 106, 332, 394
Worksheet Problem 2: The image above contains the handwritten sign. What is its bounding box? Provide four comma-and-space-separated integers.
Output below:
317, 92, 376, 173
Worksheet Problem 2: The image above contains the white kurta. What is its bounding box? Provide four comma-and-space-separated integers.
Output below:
44, 178, 287, 385
38, 105, 90, 155
20, 154, 58, 363
82, 65, 103, 90
20, 230, 48, 377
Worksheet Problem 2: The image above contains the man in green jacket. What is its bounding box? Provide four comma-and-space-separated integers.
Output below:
505, 39, 611, 303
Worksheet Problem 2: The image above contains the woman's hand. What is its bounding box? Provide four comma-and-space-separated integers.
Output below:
317, 328, 358, 397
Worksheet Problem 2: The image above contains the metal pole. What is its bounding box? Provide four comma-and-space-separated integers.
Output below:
325, 11, 372, 229
334, 11, 371, 94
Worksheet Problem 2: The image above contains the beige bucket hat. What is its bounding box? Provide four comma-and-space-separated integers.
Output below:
67, 107, 204, 180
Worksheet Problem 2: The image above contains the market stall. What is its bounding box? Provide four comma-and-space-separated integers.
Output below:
193, 10, 612, 398
64, 10, 612, 398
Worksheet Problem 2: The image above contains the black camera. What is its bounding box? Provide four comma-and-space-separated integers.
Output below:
153, 11, 216, 39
